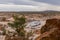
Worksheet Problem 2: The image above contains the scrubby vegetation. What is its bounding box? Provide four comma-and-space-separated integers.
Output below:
5, 15, 28, 40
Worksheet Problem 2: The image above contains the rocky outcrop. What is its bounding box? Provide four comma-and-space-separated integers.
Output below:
41, 19, 60, 34
36, 18, 60, 40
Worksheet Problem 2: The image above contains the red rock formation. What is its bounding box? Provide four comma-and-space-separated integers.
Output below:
36, 18, 60, 40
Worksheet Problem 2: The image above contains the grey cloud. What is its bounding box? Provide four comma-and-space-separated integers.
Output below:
33, 0, 60, 5
0, 0, 60, 11
0, 0, 14, 4
0, 0, 60, 6
13, 0, 38, 5
13, 0, 32, 5
0, 0, 37, 5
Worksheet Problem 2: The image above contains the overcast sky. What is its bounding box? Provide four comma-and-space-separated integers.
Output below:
0, 0, 60, 11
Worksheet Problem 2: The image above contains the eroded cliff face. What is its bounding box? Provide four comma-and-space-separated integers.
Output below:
36, 18, 60, 40
41, 19, 60, 34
